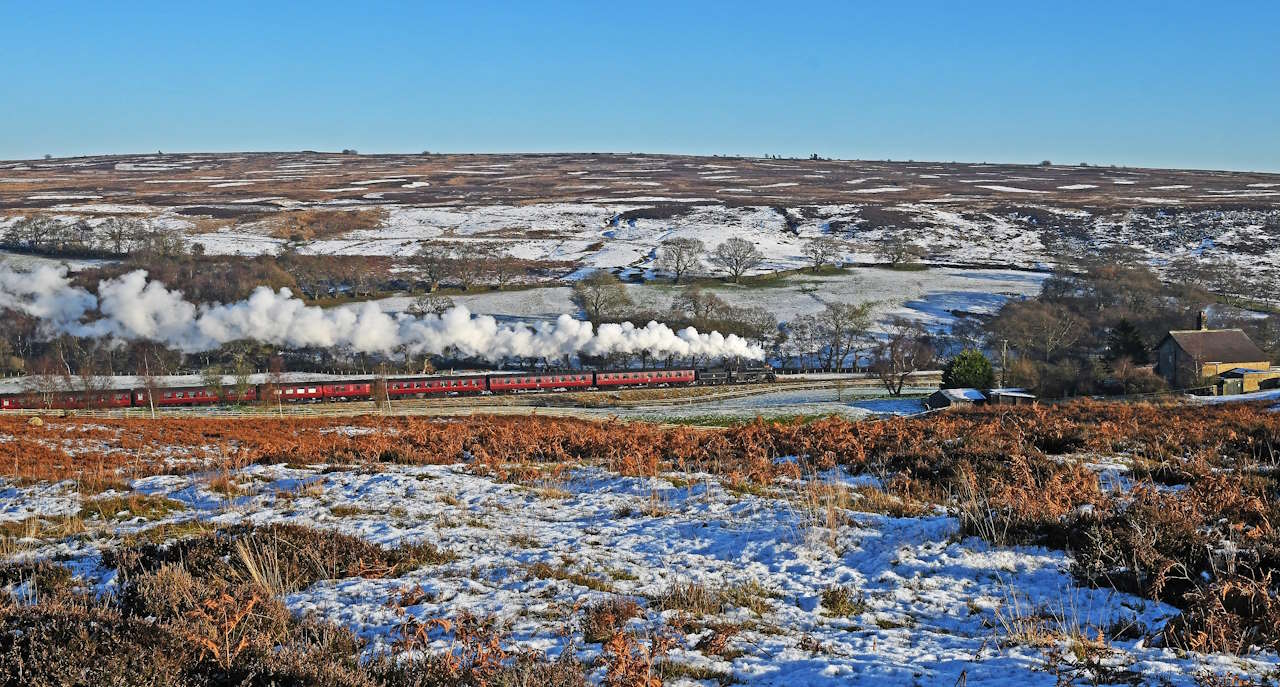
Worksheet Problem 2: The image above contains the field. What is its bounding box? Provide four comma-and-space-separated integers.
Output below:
3, 403, 1279, 685
3, 152, 1278, 298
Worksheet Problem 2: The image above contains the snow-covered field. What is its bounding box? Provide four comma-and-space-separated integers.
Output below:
100, 201, 1280, 294
376, 267, 1047, 332
5, 457, 1274, 685
4, 153, 1278, 297
571, 387, 930, 423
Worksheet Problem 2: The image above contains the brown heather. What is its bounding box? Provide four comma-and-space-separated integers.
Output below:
2, 400, 1279, 660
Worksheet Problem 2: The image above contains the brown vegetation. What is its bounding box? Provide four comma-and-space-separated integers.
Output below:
0, 524, 581, 687
2, 401, 1279, 658
269, 208, 387, 242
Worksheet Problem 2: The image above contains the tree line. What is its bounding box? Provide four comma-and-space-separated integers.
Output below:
962, 253, 1280, 398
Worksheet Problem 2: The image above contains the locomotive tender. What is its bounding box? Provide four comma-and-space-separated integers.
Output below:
0, 367, 774, 410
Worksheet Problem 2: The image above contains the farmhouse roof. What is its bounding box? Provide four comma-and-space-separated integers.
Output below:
1160, 329, 1267, 364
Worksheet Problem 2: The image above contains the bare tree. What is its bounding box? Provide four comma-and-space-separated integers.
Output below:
571, 270, 632, 325
736, 305, 779, 348
481, 243, 523, 288
450, 243, 494, 290
412, 243, 455, 292
139, 351, 162, 419
657, 237, 705, 283
21, 357, 63, 410
373, 364, 390, 412
871, 318, 936, 395
75, 350, 114, 410
815, 302, 873, 370
989, 301, 1084, 363
2, 216, 57, 252
231, 355, 252, 403
407, 293, 456, 317
872, 234, 925, 265
801, 236, 845, 272
265, 356, 285, 416
200, 365, 224, 402
709, 238, 764, 283
99, 217, 138, 255
671, 285, 729, 326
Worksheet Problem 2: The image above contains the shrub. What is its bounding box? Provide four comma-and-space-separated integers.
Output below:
581, 596, 642, 644
0, 560, 75, 601
108, 523, 454, 604
940, 349, 995, 389
269, 208, 387, 242
820, 584, 867, 617
654, 580, 724, 615
0, 602, 194, 687
1165, 574, 1280, 655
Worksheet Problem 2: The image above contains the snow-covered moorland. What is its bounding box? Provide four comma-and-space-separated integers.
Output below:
4, 152, 1278, 298
2, 409, 1278, 685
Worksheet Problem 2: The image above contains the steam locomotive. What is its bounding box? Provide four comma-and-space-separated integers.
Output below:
0, 366, 776, 410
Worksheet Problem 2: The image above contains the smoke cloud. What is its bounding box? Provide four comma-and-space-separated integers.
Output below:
0, 264, 764, 361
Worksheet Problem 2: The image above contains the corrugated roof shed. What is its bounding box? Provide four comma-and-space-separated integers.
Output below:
1162, 329, 1267, 363
988, 387, 1036, 398
942, 388, 986, 402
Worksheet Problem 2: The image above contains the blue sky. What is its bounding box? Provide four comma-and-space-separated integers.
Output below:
3, 1, 1278, 171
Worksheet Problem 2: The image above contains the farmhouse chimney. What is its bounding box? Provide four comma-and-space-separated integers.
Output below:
1197, 310, 1208, 330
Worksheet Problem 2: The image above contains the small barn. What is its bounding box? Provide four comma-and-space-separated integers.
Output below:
1154, 314, 1270, 390
1214, 367, 1280, 396
926, 388, 986, 410
986, 388, 1037, 406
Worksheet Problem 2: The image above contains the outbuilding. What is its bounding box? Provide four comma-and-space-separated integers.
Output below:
986, 388, 1037, 406
1214, 367, 1280, 396
926, 388, 986, 410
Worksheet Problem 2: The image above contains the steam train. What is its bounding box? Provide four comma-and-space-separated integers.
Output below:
0, 366, 776, 411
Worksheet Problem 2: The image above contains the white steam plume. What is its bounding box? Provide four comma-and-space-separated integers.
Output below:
0, 264, 764, 361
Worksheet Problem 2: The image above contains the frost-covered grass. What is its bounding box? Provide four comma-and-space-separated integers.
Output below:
372, 266, 1047, 332
3, 407, 1280, 685
3, 459, 1275, 685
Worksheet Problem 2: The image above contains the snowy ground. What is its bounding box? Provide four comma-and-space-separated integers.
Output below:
377, 267, 1047, 332
146, 201, 1280, 294
1195, 387, 1280, 411
5, 152, 1278, 297
614, 387, 930, 423
5, 458, 1275, 685
0, 249, 115, 272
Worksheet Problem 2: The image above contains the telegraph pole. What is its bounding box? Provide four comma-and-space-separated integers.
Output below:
1000, 339, 1008, 388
